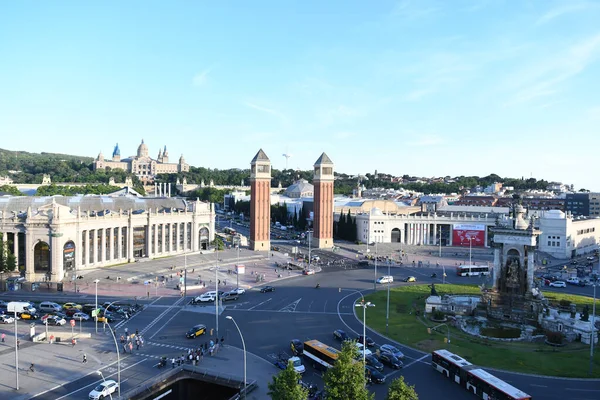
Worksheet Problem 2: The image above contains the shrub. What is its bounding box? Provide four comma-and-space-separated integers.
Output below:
432, 310, 445, 320
546, 330, 564, 345
559, 300, 571, 308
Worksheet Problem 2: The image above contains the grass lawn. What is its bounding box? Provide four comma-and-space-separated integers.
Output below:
364, 284, 600, 378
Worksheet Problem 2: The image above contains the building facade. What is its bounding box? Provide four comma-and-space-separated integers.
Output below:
536, 210, 600, 258
313, 153, 334, 249
565, 192, 600, 217
0, 195, 214, 283
249, 149, 271, 251
93, 140, 190, 183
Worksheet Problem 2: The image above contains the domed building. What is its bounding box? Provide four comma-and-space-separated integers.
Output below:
93, 140, 190, 183
284, 179, 314, 198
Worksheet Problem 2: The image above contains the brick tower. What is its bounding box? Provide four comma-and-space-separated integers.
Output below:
250, 149, 271, 251
313, 152, 334, 249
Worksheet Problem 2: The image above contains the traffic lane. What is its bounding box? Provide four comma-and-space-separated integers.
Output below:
493, 369, 600, 400
145, 310, 218, 347
31, 355, 153, 400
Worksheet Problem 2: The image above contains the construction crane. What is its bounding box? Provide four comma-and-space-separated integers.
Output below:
282, 151, 292, 170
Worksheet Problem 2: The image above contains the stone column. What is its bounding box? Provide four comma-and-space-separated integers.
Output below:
433, 223, 437, 245
82, 230, 87, 266
493, 247, 501, 289
127, 224, 134, 262
168, 223, 174, 253
117, 227, 123, 260
92, 230, 98, 264
101, 228, 106, 264
484, 226, 489, 248
449, 228, 453, 246
153, 224, 158, 255
109, 227, 114, 261
50, 230, 62, 281
527, 247, 535, 292
173, 222, 178, 252
161, 223, 166, 253
25, 229, 34, 281
183, 222, 188, 251
13, 232, 19, 265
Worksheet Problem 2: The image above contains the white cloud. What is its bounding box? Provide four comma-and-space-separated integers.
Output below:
536, 2, 598, 25
407, 135, 444, 146
192, 67, 212, 86
244, 102, 288, 122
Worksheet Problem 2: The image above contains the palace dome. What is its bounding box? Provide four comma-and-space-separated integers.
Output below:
137, 139, 149, 158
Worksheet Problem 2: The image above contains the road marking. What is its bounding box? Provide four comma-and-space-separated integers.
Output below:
248, 298, 272, 310
229, 308, 354, 315
279, 298, 302, 312
530, 384, 548, 388
402, 354, 429, 369
323, 300, 328, 312
149, 308, 182, 340
141, 297, 185, 336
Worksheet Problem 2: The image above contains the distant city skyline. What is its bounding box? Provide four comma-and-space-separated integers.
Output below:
1, 1, 599, 190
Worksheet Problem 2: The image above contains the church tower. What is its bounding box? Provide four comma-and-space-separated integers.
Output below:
250, 149, 271, 251
313, 152, 334, 249
112, 143, 121, 162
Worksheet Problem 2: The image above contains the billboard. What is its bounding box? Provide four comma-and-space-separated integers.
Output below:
452, 224, 486, 247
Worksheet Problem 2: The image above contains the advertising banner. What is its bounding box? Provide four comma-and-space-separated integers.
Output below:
452, 224, 486, 247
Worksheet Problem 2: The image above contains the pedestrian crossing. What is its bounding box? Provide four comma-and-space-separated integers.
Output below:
147, 341, 193, 352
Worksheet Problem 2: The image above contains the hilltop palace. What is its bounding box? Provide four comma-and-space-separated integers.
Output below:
93, 139, 190, 183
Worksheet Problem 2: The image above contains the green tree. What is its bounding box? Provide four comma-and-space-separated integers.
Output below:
267, 360, 309, 400
386, 376, 419, 400
323, 341, 373, 400
213, 236, 224, 250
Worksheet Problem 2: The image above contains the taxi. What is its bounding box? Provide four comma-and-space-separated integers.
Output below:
63, 302, 82, 310
186, 324, 207, 338
19, 311, 38, 320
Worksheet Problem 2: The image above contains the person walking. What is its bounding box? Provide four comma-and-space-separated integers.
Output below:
220, 336, 224, 347
82, 354, 87, 363
171, 357, 175, 368
129, 341, 133, 353
136, 339, 140, 350
124, 327, 128, 337
1, 333, 5, 342
17, 339, 20, 349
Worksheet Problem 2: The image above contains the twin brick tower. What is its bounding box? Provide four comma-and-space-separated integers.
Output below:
249, 149, 334, 251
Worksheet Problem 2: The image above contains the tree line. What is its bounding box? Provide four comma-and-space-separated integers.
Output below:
0, 233, 17, 273
267, 341, 418, 400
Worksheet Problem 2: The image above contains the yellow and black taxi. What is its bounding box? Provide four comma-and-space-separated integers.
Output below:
19, 311, 38, 320
290, 339, 304, 356
63, 302, 82, 310
96, 312, 113, 323
186, 324, 207, 339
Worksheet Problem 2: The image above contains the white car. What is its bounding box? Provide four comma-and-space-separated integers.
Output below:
356, 342, 372, 357
0, 315, 15, 324
229, 288, 246, 295
72, 312, 90, 321
89, 379, 118, 399
195, 293, 215, 303
376, 276, 394, 284
549, 281, 567, 288
289, 356, 305, 374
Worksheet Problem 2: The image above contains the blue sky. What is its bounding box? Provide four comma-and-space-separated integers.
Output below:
1, 1, 599, 190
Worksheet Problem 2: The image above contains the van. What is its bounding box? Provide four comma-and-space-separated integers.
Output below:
39, 301, 62, 313
376, 276, 394, 284
7, 301, 35, 314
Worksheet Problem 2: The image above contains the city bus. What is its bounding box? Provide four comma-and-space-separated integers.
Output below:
432, 350, 532, 400
431, 349, 472, 385
466, 368, 532, 400
303, 340, 339, 370
223, 227, 237, 236
456, 265, 490, 277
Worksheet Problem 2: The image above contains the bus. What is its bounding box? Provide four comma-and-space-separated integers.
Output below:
456, 265, 490, 277
431, 349, 472, 385
303, 340, 339, 370
223, 227, 237, 236
465, 368, 532, 400
432, 350, 532, 400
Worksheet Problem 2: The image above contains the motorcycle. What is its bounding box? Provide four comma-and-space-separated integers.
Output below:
431, 273, 437, 278
315, 284, 320, 289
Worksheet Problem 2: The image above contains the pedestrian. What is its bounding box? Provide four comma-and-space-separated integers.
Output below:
172, 357, 175, 368
120, 335, 125, 344
220, 336, 224, 346
72, 338, 77, 347
82, 354, 87, 363
17, 339, 20, 349
125, 327, 128, 336
200, 348, 204, 361
123, 344, 127, 353
129, 342, 133, 352
136, 339, 140, 350
1, 333, 5, 342
136, 328, 139, 336
188, 353, 193, 364
196, 354, 200, 365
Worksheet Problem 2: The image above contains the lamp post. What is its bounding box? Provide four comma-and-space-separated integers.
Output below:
438, 226, 442, 258
226, 316, 246, 400
468, 236, 474, 266
590, 276, 597, 376
13, 307, 18, 390
94, 279, 99, 333
236, 240, 240, 290
104, 301, 122, 399
355, 300, 375, 386
96, 370, 114, 400
373, 241, 378, 291
215, 242, 220, 337
308, 230, 312, 270
386, 253, 391, 334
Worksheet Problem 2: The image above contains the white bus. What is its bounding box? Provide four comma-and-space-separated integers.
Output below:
456, 265, 490, 277
431, 349, 472, 385
466, 368, 532, 400
302, 340, 339, 371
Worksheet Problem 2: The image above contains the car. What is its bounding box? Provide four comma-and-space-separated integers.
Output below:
96, 313, 113, 323
379, 344, 405, 359
19, 311, 38, 320
63, 302, 82, 310
378, 351, 403, 369
72, 312, 90, 321
290, 339, 304, 356
89, 379, 119, 400
376, 276, 394, 284
587, 256, 595, 261
44, 316, 66, 326
357, 335, 375, 347
303, 269, 316, 275
194, 293, 215, 303
356, 342, 372, 357
221, 292, 239, 302
64, 308, 80, 317
364, 354, 384, 372
260, 286, 275, 293
186, 324, 207, 338
289, 356, 306, 374
566, 277, 585, 286
365, 365, 386, 384
404, 276, 417, 282
333, 329, 349, 341
311, 255, 320, 262
229, 287, 246, 295
549, 281, 567, 288
0, 315, 15, 324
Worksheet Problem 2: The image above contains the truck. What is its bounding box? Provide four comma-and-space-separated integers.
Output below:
7, 301, 36, 314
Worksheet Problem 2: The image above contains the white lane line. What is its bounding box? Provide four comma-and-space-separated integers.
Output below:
279, 298, 302, 312
149, 308, 182, 340
530, 384, 548, 388
402, 354, 429, 369
248, 298, 272, 310
323, 300, 328, 313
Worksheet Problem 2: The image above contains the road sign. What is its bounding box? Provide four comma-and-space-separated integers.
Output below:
70, 319, 75, 327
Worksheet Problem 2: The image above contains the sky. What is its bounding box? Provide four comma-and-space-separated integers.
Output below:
1, 1, 599, 190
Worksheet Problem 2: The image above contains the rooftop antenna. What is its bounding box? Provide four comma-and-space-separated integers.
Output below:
282, 147, 292, 170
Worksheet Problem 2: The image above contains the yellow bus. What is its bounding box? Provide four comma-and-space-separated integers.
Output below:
303, 340, 339, 370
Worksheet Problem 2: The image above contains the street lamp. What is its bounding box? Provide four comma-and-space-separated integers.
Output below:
355, 300, 375, 385
373, 241, 378, 291
226, 316, 246, 400
94, 279, 100, 333
236, 239, 240, 290
590, 276, 597, 376
215, 242, 220, 337
386, 254, 391, 334
103, 301, 122, 399
307, 230, 313, 270
96, 370, 114, 400
468, 236, 474, 266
